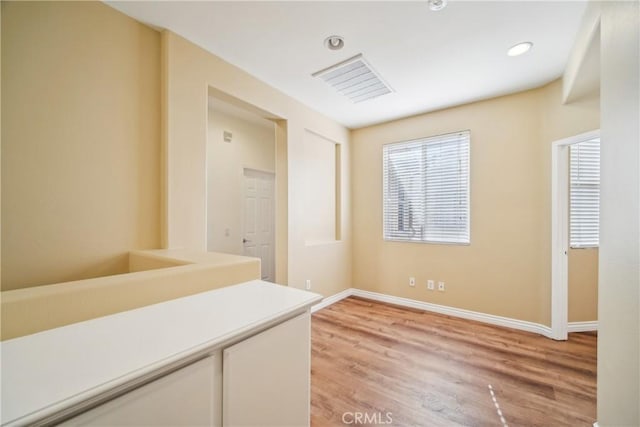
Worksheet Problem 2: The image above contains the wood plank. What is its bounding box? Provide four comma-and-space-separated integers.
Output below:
311, 297, 596, 426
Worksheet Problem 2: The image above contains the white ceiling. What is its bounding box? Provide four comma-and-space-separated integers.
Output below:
107, 1, 587, 129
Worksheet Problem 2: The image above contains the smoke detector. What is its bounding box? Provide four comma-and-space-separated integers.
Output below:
312, 54, 393, 103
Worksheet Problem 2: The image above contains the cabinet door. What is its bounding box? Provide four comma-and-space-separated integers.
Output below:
61, 355, 221, 426
223, 312, 310, 427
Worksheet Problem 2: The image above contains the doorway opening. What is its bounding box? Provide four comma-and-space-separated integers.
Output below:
206, 96, 277, 282
551, 129, 600, 340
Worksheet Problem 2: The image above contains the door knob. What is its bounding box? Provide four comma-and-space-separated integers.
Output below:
243, 238, 251, 243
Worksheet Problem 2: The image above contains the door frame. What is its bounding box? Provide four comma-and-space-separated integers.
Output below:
550, 129, 600, 340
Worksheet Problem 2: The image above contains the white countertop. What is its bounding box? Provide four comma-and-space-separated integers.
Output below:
1, 280, 321, 426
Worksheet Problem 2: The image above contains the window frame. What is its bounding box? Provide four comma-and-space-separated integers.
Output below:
382, 130, 471, 245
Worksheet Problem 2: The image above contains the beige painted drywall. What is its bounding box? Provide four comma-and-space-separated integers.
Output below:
274, 120, 288, 283
563, 2, 601, 104
1, 1, 3, 288
568, 248, 598, 322
597, 1, 639, 424
162, 31, 351, 297
351, 79, 599, 325
1, 249, 260, 340
207, 105, 275, 255
303, 131, 337, 244
1, 1, 161, 290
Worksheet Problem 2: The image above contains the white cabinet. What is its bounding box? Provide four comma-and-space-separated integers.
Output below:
223, 312, 311, 427
1, 281, 321, 427
61, 355, 221, 426
57, 314, 312, 427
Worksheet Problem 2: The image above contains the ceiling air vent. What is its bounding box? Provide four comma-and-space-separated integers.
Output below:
312, 54, 393, 103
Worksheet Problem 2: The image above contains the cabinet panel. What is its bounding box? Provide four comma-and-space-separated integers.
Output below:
61, 355, 220, 426
223, 312, 310, 427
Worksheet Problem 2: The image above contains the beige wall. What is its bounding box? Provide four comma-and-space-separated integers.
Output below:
2, 249, 260, 340
1, 1, 161, 290
597, 1, 639, 424
1, 0, 3, 289
568, 248, 598, 321
162, 32, 351, 297
303, 130, 337, 244
351, 80, 598, 325
1, 2, 351, 298
206, 105, 275, 255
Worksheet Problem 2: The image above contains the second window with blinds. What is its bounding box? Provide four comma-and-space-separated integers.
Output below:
382, 131, 470, 244
569, 138, 600, 248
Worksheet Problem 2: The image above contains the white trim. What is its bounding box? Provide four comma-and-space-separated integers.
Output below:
551, 140, 570, 340
352, 289, 553, 337
593, 422, 599, 427
551, 129, 600, 341
312, 288, 599, 338
310, 288, 353, 313
567, 321, 598, 333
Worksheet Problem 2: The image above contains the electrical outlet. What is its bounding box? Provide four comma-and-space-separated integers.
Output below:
438, 281, 445, 291
305, 279, 311, 290
409, 277, 416, 287
427, 280, 434, 290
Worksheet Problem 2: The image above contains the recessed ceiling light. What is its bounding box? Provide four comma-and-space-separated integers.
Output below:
428, 0, 447, 11
507, 42, 533, 57
324, 35, 344, 51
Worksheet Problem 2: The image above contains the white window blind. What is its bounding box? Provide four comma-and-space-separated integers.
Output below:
383, 131, 470, 244
570, 139, 600, 248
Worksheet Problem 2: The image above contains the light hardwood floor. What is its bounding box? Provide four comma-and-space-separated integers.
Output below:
311, 297, 597, 427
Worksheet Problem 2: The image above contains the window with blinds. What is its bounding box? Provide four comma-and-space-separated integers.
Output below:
570, 139, 600, 248
382, 131, 470, 244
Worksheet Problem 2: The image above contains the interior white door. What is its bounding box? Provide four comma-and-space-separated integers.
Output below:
242, 169, 275, 282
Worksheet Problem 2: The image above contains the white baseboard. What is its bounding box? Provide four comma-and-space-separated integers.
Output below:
311, 288, 597, 339
311, 288, 353, 313
568, 321, 598, 332
350, 289, 554, 338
